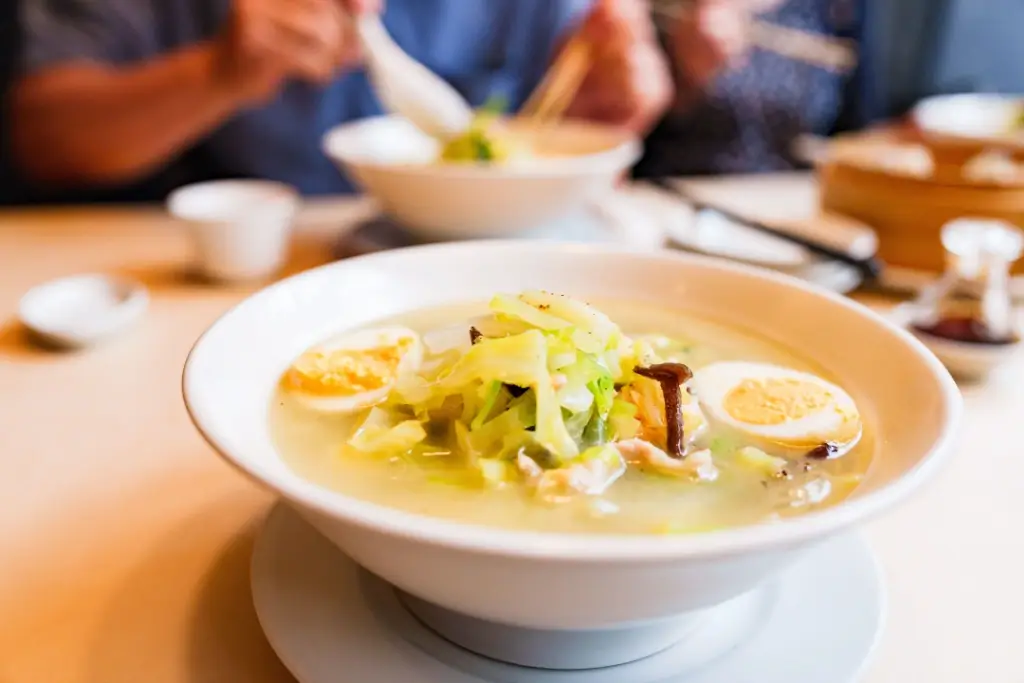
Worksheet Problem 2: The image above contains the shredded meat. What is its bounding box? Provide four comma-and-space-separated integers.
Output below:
633, 362, 693, 459
615, 439, 718, 481
518, 451, 626, 503
516, 452, 544, 480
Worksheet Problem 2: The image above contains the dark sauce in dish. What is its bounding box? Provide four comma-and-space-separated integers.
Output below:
912, 316, 1019, 345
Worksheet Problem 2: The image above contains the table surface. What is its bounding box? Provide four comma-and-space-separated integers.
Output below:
1, 179, 1021, 683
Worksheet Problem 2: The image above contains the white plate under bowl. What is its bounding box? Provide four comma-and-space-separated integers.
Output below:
183, 241, 959, 639
253, 503, 886, 683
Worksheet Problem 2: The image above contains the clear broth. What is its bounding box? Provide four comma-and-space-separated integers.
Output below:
270, 301, 874, 535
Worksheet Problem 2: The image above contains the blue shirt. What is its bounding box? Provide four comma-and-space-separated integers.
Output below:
18, 0, 590, 198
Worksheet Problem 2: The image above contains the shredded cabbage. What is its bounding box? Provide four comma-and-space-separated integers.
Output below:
477, 458, 515, 486
518, 291, 619, 351
348, 408, 427, 455
608, 398, 641, 440
489, 294, 572, 331
471, 380, 505, 430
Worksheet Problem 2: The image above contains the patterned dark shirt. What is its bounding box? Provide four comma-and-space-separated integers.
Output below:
637, 0, 859, 178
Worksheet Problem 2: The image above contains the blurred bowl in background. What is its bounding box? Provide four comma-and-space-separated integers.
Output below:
323, 115, 641, 240
912, 93, 1024, 150
168, 180, 299, 283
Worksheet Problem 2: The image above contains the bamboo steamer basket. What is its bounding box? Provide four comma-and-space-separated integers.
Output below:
819, 130, 1024, 274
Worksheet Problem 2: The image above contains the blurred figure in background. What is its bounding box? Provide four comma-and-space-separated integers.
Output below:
636, 0, 859, 177
636, 0, 1024, 179
9, 0, 671, 202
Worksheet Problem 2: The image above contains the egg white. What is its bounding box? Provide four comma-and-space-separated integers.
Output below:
285, 326, 423, 415
690, 361, 862, 456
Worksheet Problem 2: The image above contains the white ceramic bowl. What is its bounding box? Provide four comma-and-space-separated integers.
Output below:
912, 93, 1024, 148
322, 116, 641, 239
183, 242, 960, 634
168, 180, 299, 282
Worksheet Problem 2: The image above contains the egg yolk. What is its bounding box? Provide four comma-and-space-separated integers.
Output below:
722, 378, 835, 425
283, 340, 410, 396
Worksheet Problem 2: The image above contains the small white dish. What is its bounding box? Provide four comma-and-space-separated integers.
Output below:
658, 201, 863, 293
665, 207, 810, 270
252, 503, 886, 683
890, 303, 1022, 380
323, 116, 640, 239
662, 202, 877, 276
167, 180, 299, 283
18, 273, 148, 349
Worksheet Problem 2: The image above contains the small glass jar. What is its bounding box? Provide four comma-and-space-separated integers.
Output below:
911, 218, 1023, 345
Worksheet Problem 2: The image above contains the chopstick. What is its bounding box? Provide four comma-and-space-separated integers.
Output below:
647, 177, 884, 280
650, 3, 857, 74
519, 36, 592, 124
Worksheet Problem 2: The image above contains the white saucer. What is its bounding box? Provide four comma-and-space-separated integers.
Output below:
17, 273, 149, 349
252, 504, 886, 683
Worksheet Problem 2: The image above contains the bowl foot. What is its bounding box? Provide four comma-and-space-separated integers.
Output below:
252, 502, 886, 683
396, 582, 761, 670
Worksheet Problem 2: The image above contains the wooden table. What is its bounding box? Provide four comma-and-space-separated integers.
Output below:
1, 191, 1021, 683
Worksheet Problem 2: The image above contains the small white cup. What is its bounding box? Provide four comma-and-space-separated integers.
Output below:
167, 180, 300, 283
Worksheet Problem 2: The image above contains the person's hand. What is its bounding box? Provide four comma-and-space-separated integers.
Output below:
563, 0, 674, 133
668, 0, 783, 91
213, 0, 382, 103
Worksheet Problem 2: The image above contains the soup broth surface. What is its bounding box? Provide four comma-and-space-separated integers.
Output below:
271, 300, 873, 535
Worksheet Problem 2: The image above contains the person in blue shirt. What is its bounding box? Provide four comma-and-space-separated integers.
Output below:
9, 0, 672, 202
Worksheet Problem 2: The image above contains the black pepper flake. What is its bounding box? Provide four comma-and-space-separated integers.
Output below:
469, 327, 483, 345
634, 362, 693, 459
807, 442, 840, 460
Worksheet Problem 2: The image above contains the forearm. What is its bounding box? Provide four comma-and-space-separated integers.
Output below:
12, 44, 248, 186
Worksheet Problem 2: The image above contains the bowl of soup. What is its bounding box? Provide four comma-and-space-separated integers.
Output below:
322, 114, 640, 239
183, 241, 960, 640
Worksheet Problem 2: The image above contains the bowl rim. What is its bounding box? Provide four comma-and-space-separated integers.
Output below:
183, 241, 962, 561
321, 115, 643, 179
166, 179, 300, 222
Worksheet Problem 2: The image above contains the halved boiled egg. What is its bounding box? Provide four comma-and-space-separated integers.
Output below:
281, 326, 423, 414
690, 361, 862, 457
